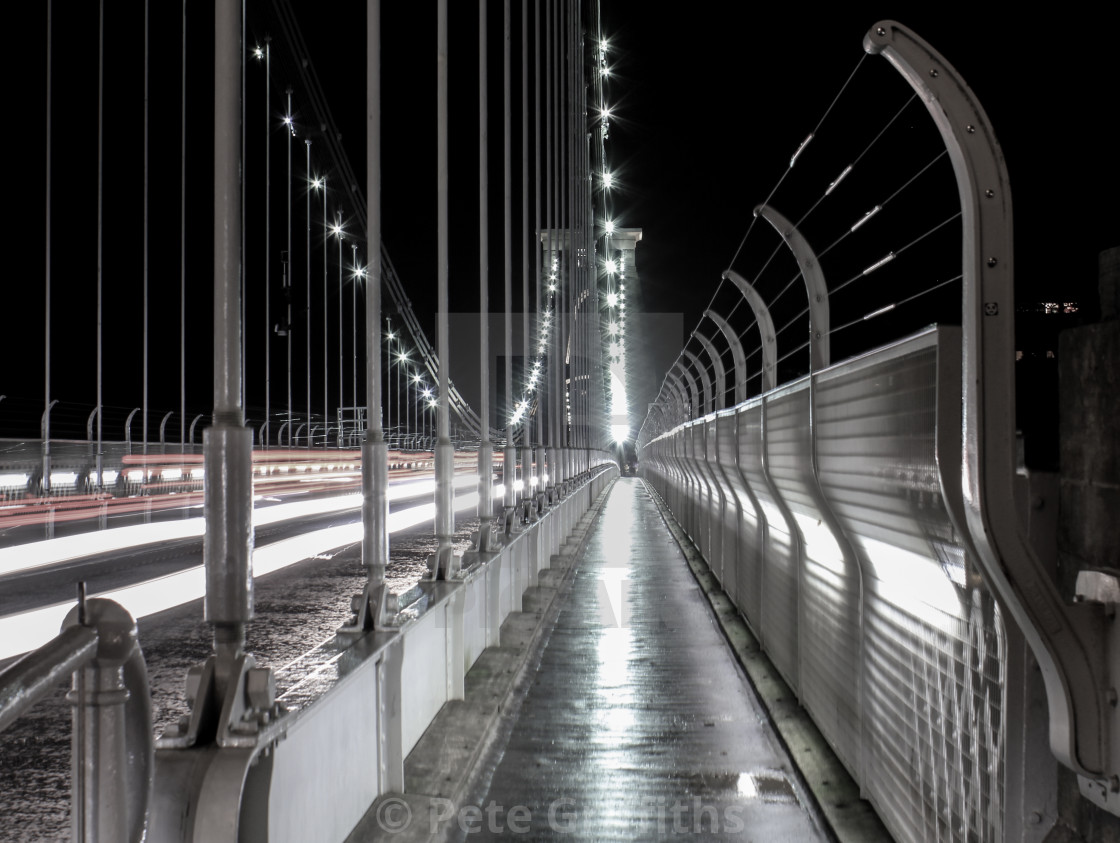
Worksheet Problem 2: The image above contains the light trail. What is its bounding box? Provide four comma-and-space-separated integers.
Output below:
0, 486, 482, 661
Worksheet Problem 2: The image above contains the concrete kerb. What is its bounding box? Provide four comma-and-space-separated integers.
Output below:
351, 470, 617, 843
642, 479, 894, 843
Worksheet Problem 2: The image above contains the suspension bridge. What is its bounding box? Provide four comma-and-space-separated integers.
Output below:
1, 3, 1117, 842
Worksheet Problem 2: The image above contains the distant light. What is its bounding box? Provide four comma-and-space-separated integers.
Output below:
607, 292, 619, 307
253, 46, 264, 60
330, 225, 343, 237
601, 39, 608, 53
423, 388, 432, 398
283, 116, 292, 126
541, 473, 549, 484
548, 283, 557, 292
398, 351, 410, 362
494, 483, 506, 499
605, 220, 615, 234
513, 479, 525, 492
312, 178, 323, 190
605, 259, 617, 275
412, 373, 422, 384
602, 172, 613, 189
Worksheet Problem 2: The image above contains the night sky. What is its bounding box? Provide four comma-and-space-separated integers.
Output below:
7, 2, 1118, 441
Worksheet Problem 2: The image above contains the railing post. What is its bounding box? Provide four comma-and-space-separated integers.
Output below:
753, 205, 829, 371
721, 270, 778, 392
866, 19, 1115, 802
705, 310, 748, 403
64, 598, 152, 843
692, 331, 725, 411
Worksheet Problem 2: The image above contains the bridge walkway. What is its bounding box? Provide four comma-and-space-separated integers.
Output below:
408, 477, 832, 841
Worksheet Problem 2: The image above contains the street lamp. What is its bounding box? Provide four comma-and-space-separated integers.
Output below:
315, 175, 327, 447
411, 371, 423, 450
332, 211, 343, 445
305, 138, 312, 448
397, 349, 410, 447
351, 244, 361, 423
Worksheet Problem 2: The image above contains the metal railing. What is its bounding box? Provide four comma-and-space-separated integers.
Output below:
0, 595, 152, 841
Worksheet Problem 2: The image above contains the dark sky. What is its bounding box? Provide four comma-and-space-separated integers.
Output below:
7, 1, 1118, 439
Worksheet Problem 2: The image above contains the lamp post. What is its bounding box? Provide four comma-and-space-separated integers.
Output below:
318, 176, 327, 447
285, 87, 293, 447
333, 211, 343, 445
396, 349, 409, 448
423, 388, 433, 448
411, 371, 423, 450
351, 244, 359, 424
260, 36, 270, 448
385, 322, 395, 446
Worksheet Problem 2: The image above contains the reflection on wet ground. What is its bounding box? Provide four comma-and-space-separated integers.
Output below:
0, 514, 479, 841
460, 479, 827, 842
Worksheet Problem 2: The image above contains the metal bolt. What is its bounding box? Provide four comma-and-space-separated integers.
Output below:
929, 68, 939, 78
985, 189, 995, 198
966, 124, 976, 134
987, 257, 998, 267
877, 26, 886, 36
246, 667, 276, 711
1027, 812, 1041, 826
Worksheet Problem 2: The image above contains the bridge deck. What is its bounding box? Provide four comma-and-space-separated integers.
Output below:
462, 477, 829, 841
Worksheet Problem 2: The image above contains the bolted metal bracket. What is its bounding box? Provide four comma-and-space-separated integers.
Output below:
500, 505, 521, 537
427, 545, 462, 581
1075, 568, 1120, 816
473, 518, 500, 553
157, 654, 283, 750
339, 580, 396, 634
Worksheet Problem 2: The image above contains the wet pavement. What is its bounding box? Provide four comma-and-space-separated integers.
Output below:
0, 514, 479, 841
457, 479, 828, 841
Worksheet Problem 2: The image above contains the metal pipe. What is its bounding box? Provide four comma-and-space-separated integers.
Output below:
502, 0, 517, 523
0, 625, 98, 734
533, 0, 546, 512
205, 0, 253, 656
96, 0, 103, 490
322, 176, 328, 444
433, 0, 455, 572
337, 211, 343, 445
477, 0, 494, 543
65, 599, 152, 843
521, 0, 532, 514
306, 138, 312, 449
262, 36, 270, 448
286, 88, 293, 440
44, 0, 52, 496
142, 0, 149, 457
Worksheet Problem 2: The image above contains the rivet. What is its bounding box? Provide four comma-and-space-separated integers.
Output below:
987, 257, 998, 267
1027, 812, 1041, 826
966, 125, 976, 134
985, 189, 994, 198
929, 68, 939, 78
877, 26, 886, 36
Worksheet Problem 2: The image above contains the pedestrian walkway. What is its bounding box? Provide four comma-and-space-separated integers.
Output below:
464, 478, 829, 841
